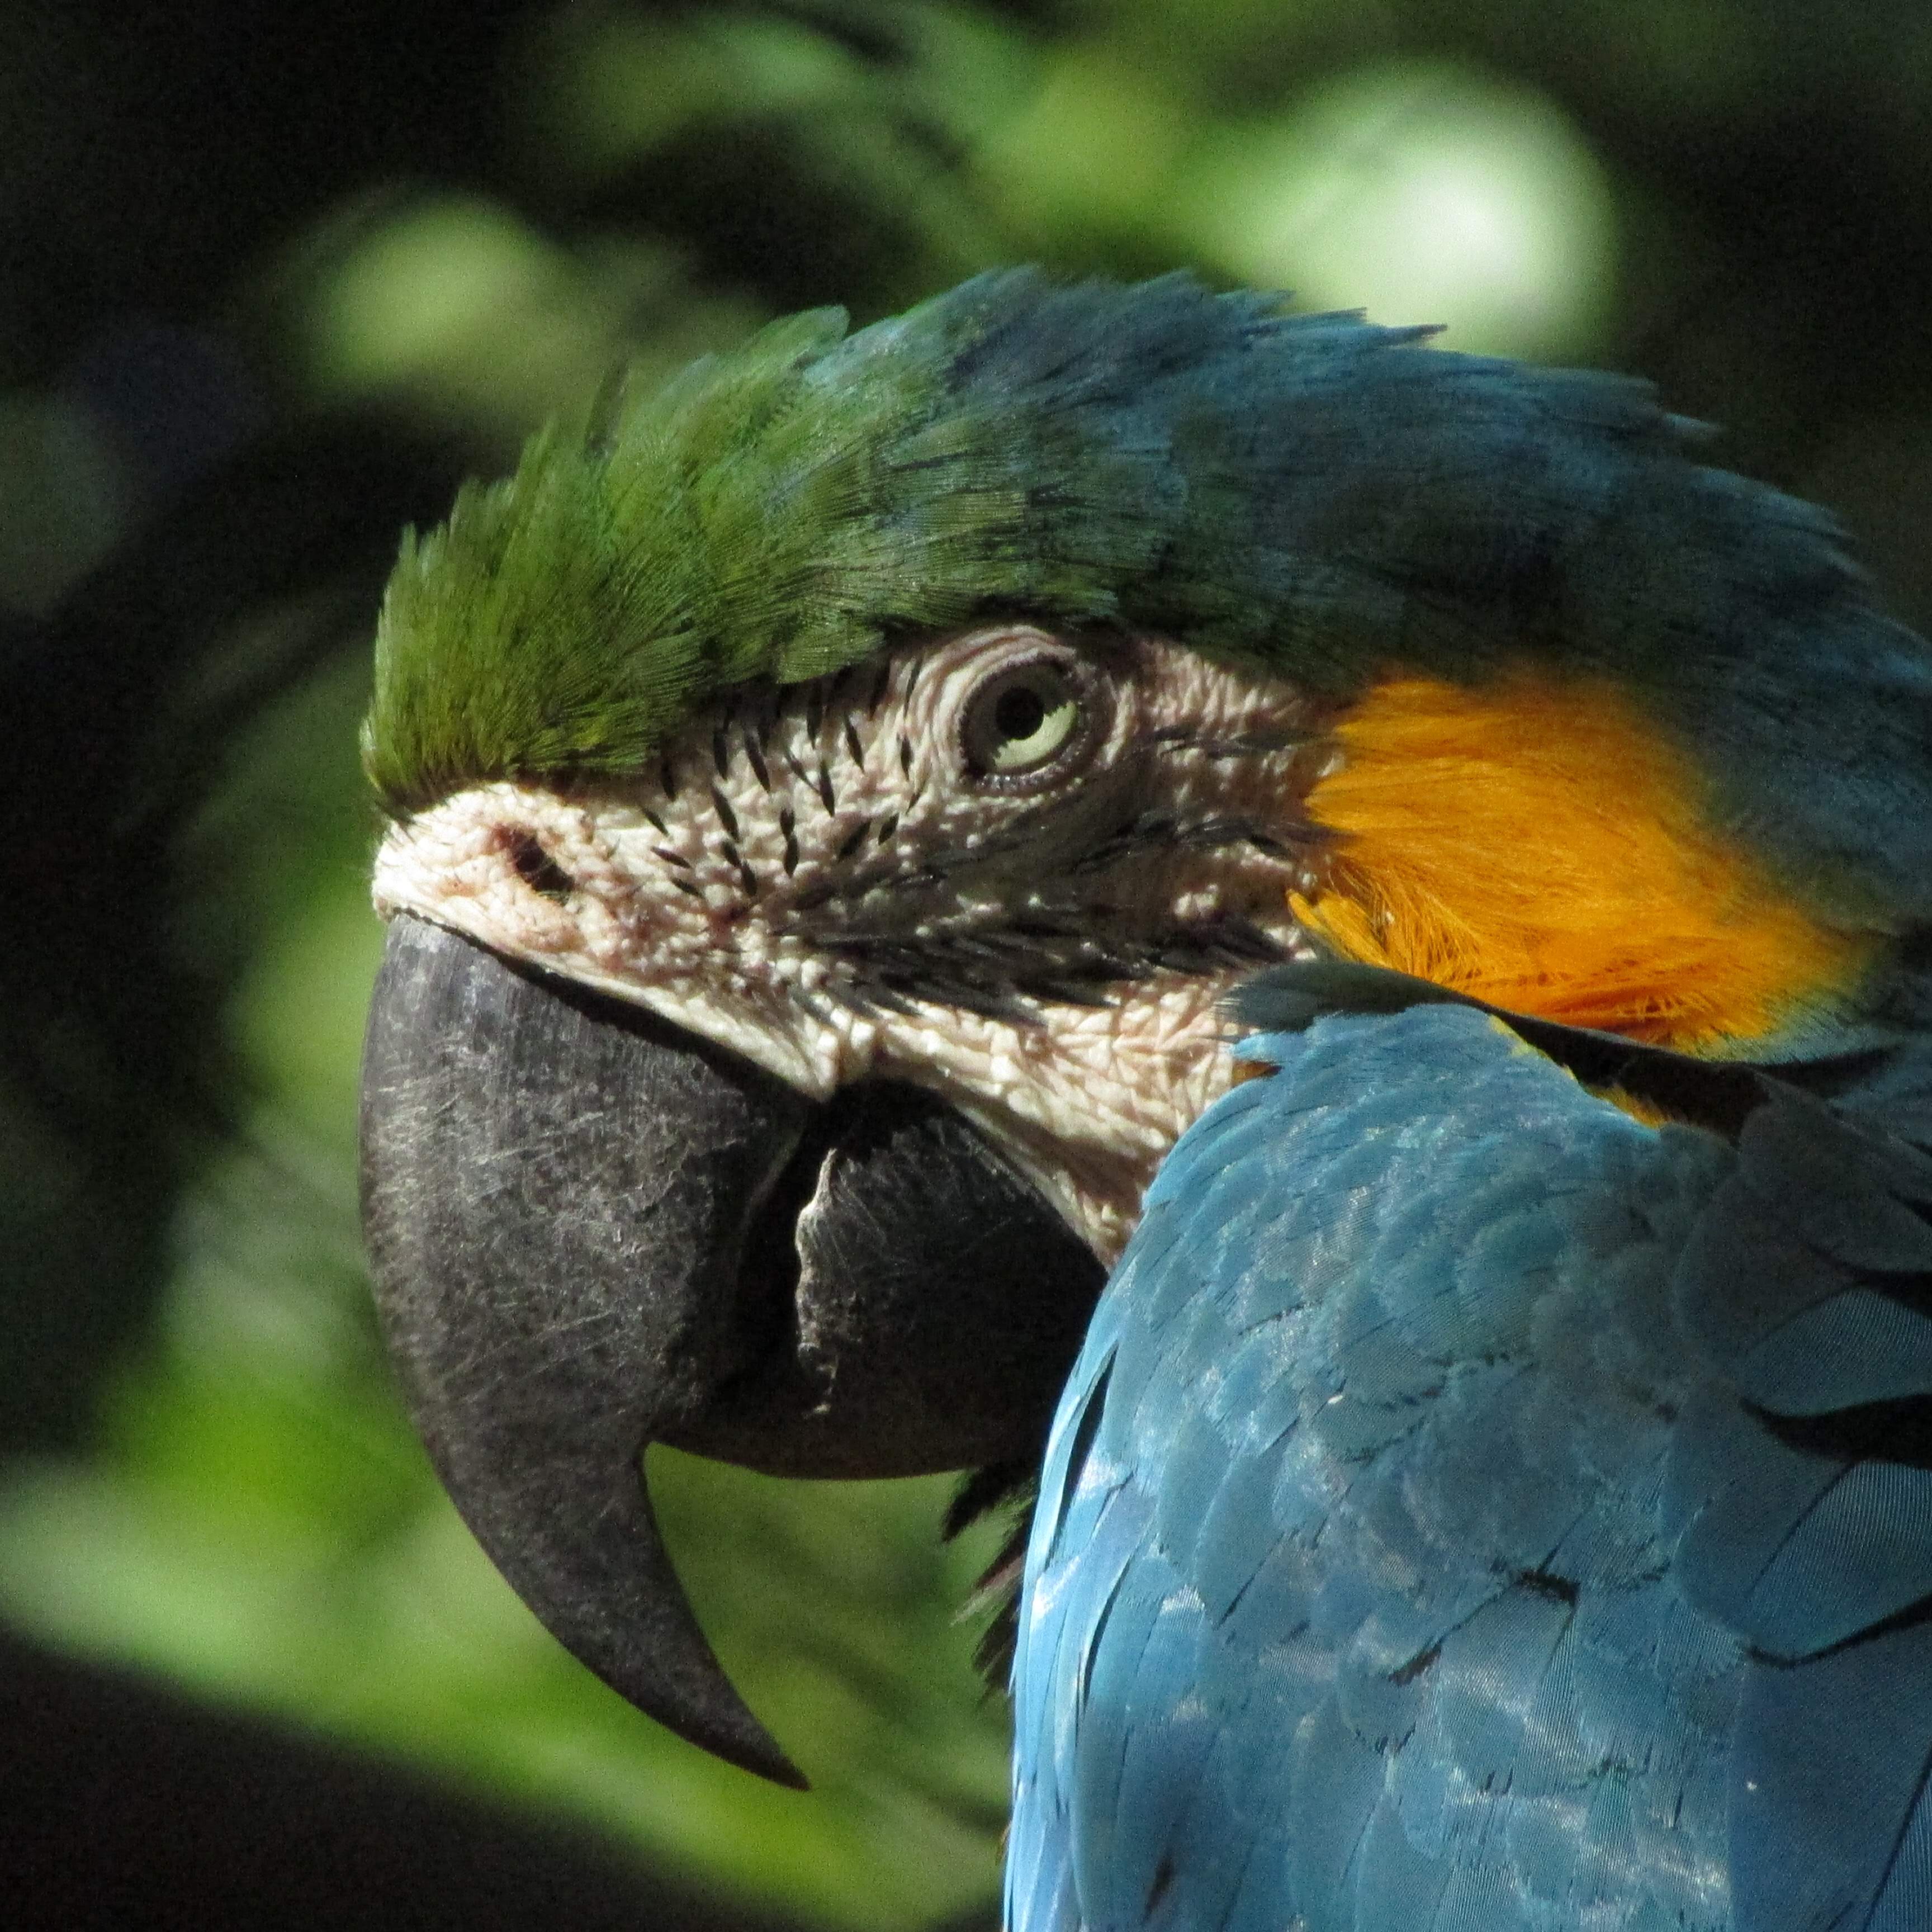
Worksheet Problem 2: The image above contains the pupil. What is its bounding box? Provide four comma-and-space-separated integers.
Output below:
995, 686, 1046, 741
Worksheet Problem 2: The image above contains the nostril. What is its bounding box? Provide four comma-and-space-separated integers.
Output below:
503, 830, 577, 903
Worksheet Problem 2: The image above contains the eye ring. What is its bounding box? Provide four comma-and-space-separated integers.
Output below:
959, 654, 1095, 789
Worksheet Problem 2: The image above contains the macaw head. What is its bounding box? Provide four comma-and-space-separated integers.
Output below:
358, 271, 1932, 1782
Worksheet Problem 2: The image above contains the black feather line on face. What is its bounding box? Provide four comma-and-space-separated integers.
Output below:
744, 730, 771, 793
1145, 726, 1315, 758
815, 915, 1287, 1016
1069, 811, 1318, 873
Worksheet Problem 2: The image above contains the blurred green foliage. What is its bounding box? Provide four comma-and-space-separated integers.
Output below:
3, 1, 1932, 1925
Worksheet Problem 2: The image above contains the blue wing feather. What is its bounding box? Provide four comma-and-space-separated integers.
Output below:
1008, 1003, 1932, 1932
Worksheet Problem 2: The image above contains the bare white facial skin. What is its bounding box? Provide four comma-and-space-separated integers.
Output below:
373, 627, 1330, 1262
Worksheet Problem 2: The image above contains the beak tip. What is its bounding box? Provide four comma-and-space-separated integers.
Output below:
592, 1618, 806, 1788
727, 1733, 811, 1792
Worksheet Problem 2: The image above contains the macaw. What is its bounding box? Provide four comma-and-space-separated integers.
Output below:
356, 272, 1932, 1931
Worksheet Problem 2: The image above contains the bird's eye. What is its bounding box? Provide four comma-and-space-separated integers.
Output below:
962, 659, 1086, 782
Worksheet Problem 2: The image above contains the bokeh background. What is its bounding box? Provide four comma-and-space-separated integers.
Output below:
3, 1, 1931, 1925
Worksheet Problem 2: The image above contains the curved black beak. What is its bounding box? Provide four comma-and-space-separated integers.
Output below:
359, 916, 1101, 1784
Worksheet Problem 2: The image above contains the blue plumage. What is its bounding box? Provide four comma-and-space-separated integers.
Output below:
1010, 997, 1932, 1931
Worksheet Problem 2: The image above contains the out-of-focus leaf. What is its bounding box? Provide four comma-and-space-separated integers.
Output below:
1188, 62, 1618, 356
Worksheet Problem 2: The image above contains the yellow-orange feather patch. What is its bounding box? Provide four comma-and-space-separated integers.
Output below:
1291, 674, 1872, 1054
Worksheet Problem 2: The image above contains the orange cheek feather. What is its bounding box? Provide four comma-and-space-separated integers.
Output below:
1290, 675, 1873, 1054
